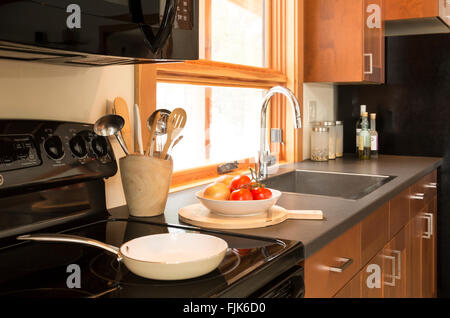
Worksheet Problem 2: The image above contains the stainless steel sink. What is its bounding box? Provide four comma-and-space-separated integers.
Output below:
264, 170, 396, 200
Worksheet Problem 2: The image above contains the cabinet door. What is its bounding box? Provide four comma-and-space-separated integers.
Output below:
389, 187, 410, 240
406, 215, 423, 297
385, 0, 439, 20
384, 227, 407, 298
363, 0, 385, 83
305, 224, 361, 298
421, 199, 437, 298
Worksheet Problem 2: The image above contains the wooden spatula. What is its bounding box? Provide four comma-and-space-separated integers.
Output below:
160, 108, 187, 159
114, 97, 132, 153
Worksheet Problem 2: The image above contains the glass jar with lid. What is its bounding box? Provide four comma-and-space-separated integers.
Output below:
335, 121, 344, 158
311, 127, 329, 162
321, 121, 336, 160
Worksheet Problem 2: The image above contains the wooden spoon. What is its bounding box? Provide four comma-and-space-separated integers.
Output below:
114, 97, 132, 153
161, 108, 187, 159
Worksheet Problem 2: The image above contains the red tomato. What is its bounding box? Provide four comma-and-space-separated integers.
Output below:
230, 188, 253, 201
229, 175, 251, 191
251, 187, 272, 200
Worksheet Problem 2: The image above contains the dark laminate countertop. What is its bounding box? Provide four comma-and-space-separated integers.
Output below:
109, 154, 443, 258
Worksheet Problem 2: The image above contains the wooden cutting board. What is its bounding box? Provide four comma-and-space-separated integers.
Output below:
178, 204, 323, 230
114, 97, 133, 152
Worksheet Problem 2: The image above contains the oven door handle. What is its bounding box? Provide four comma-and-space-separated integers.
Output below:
129, 0, 178, 53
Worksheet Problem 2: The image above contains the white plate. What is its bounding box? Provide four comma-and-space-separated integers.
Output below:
196, 189, 282, 216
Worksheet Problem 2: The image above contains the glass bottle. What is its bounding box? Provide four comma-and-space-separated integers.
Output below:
356, 105, 367, 154
370, 113, 379, 158
321, 121, 336, 160
335, 121, 343, 158
358, 112, 371, 160
311, 127, 329, 162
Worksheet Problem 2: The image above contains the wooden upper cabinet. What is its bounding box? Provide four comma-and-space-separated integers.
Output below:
384, 0, 440, 20
385, 0, 450, 26
304, 0, 385, 84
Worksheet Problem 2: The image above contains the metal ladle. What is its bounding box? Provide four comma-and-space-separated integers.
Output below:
94, 114, 129, 155
146, 109, 171, 156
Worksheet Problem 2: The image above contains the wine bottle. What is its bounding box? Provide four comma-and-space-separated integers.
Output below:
370, 113, 379, 158
358, 112, 371, 160
356, 105, 367, 154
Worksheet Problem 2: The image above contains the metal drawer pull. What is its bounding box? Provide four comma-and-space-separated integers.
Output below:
410, 193, 425, 200
328, 257, 353, 273
420, 213, 434, 239
383, 255, 396, 287
424, 183, 437, 189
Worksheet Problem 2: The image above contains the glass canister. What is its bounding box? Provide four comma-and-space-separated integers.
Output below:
335, 121, 344, 158
311, 127, 329, 161
321, 121, 336, 160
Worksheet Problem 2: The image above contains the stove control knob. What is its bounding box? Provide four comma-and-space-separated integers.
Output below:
69, 135, 87, 158
91, 136, 108, 157
44, 136, 65, 160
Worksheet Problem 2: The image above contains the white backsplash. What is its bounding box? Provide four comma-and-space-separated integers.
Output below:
302, 83, 337, 160
0, 59, 134, 208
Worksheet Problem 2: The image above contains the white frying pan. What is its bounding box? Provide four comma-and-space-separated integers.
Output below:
17, 232, 228, 281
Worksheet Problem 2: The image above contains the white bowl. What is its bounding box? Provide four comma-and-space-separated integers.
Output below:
120, 233, 228, 280
196, 189, 282, 216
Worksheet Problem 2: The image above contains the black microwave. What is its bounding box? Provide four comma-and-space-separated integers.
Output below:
0, 0, 199, 66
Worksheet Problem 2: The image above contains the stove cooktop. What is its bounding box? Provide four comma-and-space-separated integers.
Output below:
0, 218, 303, 298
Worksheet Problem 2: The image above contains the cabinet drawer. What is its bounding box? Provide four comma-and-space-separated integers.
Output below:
334, 273, 361, 298
389, 187, 410, 239
361, 202, 389, 266
410, 171, 437, 217
305, 224, 361, 298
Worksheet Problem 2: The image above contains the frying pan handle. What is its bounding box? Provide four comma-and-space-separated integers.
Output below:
17, 234, 122, 260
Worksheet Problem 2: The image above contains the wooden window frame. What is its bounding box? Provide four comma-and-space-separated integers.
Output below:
135, 0, 304, 190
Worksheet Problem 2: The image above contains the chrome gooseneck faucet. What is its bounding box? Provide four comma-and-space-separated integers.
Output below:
256, 86, 302, 181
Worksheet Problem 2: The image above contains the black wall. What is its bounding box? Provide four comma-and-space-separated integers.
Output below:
338, 33, 450, 297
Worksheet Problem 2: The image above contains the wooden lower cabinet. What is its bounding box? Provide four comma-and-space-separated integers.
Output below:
305, 224, 361, 298
406, 213, 423, 297
361, 251, 385, 297
384, 227, 408, 297
323, 171, 438, 298
421, 197, 437, 298
334, 274, 361, 298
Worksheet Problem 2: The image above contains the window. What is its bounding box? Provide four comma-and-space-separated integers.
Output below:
157, 83, 265, 171
135, 0, 303, 187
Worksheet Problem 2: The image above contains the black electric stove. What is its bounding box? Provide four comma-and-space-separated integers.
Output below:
0, 120, 304, 298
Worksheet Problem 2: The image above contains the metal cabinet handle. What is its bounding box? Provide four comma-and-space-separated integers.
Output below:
328, 257, 353, 273
420, 213, 434, 239
364, 53, 373, 74
392, 250, 401, 280
424, 183, 437, 189
383, 255, 396, 286
410, 193, 425, 200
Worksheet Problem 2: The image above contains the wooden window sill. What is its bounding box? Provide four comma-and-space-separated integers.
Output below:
169, 160, 288, 194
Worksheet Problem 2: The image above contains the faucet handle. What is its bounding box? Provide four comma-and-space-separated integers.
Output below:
267, 154, 277, 167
